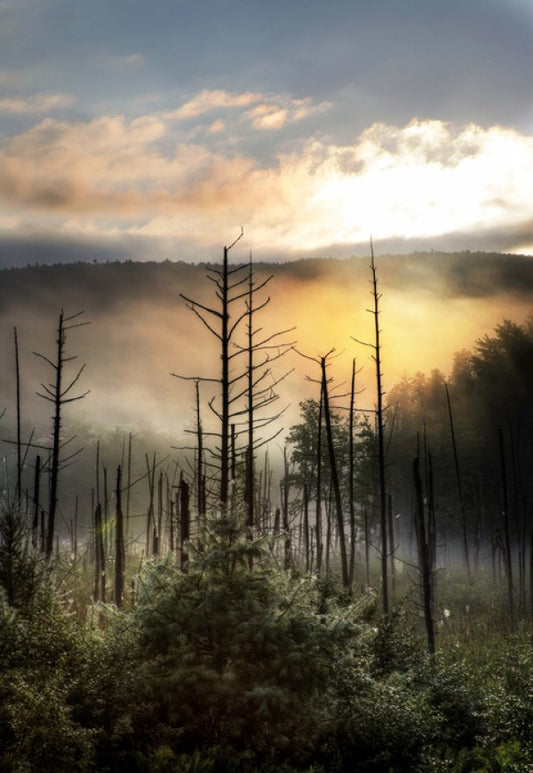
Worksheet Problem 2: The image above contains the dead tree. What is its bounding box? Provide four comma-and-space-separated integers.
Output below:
238, 255, 294, 546
445, 382, 472, 584
125, 433, 134, 540
348, 358, 358, 588
179, 475, 190, 571
115, 466, 125, 608
413, 452, 436, 654
34, 310, 89, 559
93, 502, 106, 602
178, 233, 246, 506
174, 239, 293, 517
387, 492, 397, 595
31, 455, 40, 549
364, 506, 370, 589
14, 327, 22, 507
282, 445, 291, 569
194, 380, 206, 523
316, 381, 324, 576
295, 349, 349, 588
145, 453, 156, 557
353, 242, 389, 614
303, 482, 310, 572
498, 427, 514, 622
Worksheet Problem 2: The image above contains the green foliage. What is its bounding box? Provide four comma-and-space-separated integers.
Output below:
287, 399, 378, 534
483, 641, 533, 755
2, 504, 533, 771
0, 503, 46, 609
126, 511, 373, 769
371, 603, 425, 676
388, 317, 533, 550
288, 398, 349, 490
0, 587, 95, 771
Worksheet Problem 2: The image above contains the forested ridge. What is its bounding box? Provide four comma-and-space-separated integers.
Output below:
1, 251, 533, 771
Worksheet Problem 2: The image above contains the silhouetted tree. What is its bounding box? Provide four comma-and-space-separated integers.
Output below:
413, 450, 436, 654
34, 310, 89, 559
353, 242, 389, 613
175, 239, 292, 520
115, 466, 125, 608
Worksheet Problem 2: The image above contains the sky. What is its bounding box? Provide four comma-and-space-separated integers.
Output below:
1, 0, 533, 266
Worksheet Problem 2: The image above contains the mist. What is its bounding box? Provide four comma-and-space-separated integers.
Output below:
0, 251, 531, 447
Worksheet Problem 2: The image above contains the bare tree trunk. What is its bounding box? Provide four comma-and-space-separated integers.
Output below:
325, 483, 332, 576
354, 245, 389, 610
530, 527, 533, 622
103, 466, 109, 556
427, 451, 437, 589
168, 476, 175, 553
145, 453, 155, 557
195, 380, 205, 526
364, 506, 370, 589
93, 505, 100, 602
94, 503, 106, 602
387, 492, 396, 596
220, 246, 231, 506
349, 358, 357, 588
303, 482, 310, 572
316, 383, 324, 576
321, 356, 348, 587
14, 327, 22, 508
413, 455, 435, 655
95, 440, 101, 513
115, 466, 125, 608
273, 506, 280, 534
370, 247, 389, 615
245, 260, 255, 554
179, 476, 190, 571
46, 311, 64, 558
155, 470, 163, 555
32, 455, 40, 549
282, 447, 291, 569
499, 427, 514, 622
126, 433, 133, 540
445, 382, 472, 584
35, 310, 89, 559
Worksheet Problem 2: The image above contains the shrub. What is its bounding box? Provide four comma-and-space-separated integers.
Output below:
0, 590, 95, 771
123, 511, 374, 770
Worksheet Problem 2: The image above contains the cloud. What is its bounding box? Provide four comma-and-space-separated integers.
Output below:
0, 93, 73, 114
166, 89, 330, 131
1, 106, 533, 258
245, 104, 289, 130
243, 97, 329, 130
207, 119, 226, 134
168, 89, 260, 120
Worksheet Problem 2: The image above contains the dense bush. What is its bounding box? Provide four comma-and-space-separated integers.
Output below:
2, 506, 533, 771
0, 587, 96, 771
121, 514, 375, 769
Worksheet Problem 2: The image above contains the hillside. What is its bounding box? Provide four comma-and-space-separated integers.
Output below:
0, 250, 531, 433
